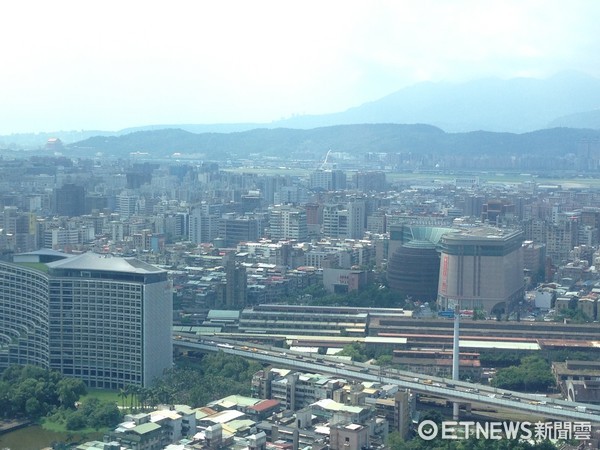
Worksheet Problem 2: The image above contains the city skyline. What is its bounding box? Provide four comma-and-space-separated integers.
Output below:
1, 0, 600, 134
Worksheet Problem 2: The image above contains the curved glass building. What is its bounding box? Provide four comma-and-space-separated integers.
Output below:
387, 240, 440, 302
387, 224, 454, 302
0, 251, 172, 389
0, 262, 50, 369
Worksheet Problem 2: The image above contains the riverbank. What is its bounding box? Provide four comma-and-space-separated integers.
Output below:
0, 424, 104, 450
0, 419, 30, 435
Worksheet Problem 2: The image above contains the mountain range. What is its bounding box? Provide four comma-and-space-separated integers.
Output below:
1, 71, 600, 155
273, 71, 600, 133
58, 124, 599, 163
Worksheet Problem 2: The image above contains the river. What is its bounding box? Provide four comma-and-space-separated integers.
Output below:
0, 425, 103, 450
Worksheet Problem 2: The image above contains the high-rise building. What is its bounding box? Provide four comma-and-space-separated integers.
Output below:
0, 251, 172, 389
309, 169, 346, 191
223, 255, 247, 309
54, 183, 85, 217
322, 200, 366, 240
219, 215, 261, 247
386, 224, 454, 302
346, 199, 366, 239
546, 213, 579, 264
117, 191, 139, 219
269, 205, 308, 241
0, 207, 37, 253
189, 208, 220, 244
387, 241, 440, 302
322, 204, 348, 238
352, 171, 386, 193
437, 227, 525, 315
0, 261, 50, 369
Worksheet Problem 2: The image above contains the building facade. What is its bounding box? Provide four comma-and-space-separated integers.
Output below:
0, 251, 172, 389
437, 227, 525, 314
0, 262, 50, 369
268, 205, 308, 242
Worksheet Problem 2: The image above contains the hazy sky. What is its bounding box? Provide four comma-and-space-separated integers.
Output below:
1, 0, 599, 134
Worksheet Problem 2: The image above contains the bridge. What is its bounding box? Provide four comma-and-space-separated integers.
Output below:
174, 335, 600, 425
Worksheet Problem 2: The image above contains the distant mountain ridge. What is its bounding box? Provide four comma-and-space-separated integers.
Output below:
271, 71, 600, 132
548, 110, 600, 129
65, 124, 600, 162
2, 71, 600, 150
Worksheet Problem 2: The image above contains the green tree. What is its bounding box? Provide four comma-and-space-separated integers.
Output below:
387, 431, 407, 450
65, 411, 87, 430
336, 342, 368, 362
25, 397, 42, 417
376, 354, 393, 366
472, 308, 486, 320
88, 401, 122, 428
57, 377, 86, 408
492, 355, 555, 392
118, 388, 127, 410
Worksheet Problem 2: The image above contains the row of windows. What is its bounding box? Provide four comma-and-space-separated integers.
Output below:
50, 299, 142, 309
53, 281, 141, 291
50, 352, 142, 363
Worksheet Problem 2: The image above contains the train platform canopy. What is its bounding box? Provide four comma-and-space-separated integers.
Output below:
207, 310, 240, 321
460, 340, 540, 350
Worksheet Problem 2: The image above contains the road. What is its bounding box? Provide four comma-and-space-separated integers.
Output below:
174, 334, 600, 424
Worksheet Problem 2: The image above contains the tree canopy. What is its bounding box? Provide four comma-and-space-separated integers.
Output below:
0, 365, 86, 419
491, 356, 555, 392
152, 351, 263, 407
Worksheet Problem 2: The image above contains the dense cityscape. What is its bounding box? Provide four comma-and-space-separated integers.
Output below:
1, 140, 600, 449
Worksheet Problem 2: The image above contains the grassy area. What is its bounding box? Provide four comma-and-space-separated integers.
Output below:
41, 414, 108, 440
80, 389, 120, 405
39, 389, 122, 436
41, 417, 104, 435
14, 262, 50, 272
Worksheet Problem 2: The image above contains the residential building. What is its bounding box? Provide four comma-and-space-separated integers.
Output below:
53, 183, 86, 217
269, 205, 308, 242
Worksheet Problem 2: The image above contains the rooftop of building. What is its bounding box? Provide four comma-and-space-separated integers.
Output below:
46, 252, 165, 274
132, 421, 161, 435
440, 226, 523, 242
208, 395, 261, 409
311, 398, 366, 414
202, 409, 246, 424
249, 399, 280, 412
207, 310, 241, 320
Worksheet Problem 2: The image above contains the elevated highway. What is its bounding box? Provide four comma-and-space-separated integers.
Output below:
174, 335, 600, 425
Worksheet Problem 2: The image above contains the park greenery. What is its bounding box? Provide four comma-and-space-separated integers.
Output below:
0, 365, 87, 419
48, 397, 121, 431
0, 365, 122, 432
1, 352, 261, 434
491, 355, 555, 392
154, 350, 263, 407
290, 283, 412, 309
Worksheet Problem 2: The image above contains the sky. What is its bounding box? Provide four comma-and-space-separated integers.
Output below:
1, 0, 599, 135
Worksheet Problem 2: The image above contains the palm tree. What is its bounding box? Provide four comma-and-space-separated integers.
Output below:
124, 384, 136, 412
137, 387, 150, 411
118, 388, 127, 410
129, 385, 140, 411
